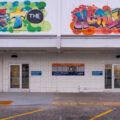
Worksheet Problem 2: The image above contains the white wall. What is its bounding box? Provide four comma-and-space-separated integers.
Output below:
0, 38, 57, 48
0, 0, 120, 49
3, 52, 118, 92
61, 38, 120, 48
0, 0, 120, 36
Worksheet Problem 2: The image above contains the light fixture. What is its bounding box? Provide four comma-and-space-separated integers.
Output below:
116, 55, 120, 58
11, 54, 18, 58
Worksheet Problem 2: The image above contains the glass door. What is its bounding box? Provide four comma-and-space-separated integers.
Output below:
10, 65, 20, 88
113, 65, 120, 88
10, 64, 29, 91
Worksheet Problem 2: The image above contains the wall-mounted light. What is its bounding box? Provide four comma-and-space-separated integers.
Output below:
11, 54, 18, 58
116, 55, 120, 58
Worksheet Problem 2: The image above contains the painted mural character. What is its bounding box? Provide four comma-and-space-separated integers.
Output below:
0, 9, 7, 27
95, 9, 107, 28
104, 6, 120, 29
87, 5, 98, 27
9, 7, 27, 28
74, 9, 88, 29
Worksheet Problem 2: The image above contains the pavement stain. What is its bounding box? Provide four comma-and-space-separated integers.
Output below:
0, 101, 13, 106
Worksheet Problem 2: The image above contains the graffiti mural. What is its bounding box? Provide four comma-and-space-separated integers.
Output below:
70, 5, 120, 35
0, 0, 51, 33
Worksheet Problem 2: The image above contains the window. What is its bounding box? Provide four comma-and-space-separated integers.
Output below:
22, 64, 29, 89
52, 63, 85, 76
105, 64, 112, 89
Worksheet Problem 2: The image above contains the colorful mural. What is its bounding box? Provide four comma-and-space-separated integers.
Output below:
70, 5, 120, 35
0, 0, 51, 33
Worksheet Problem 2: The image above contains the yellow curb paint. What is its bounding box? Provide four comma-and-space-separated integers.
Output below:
0, 101, 12, 106
0, 109, 44, 120
52, 102, 120, 106
89, 109, 113, 120
62, 102, 69, 106
70, 102, 77, 106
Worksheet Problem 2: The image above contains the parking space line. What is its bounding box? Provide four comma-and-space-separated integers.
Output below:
89, 109, 113, 120
0, 109, 44, 120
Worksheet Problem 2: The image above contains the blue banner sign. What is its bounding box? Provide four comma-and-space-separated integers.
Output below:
92, 71, 103, 76
52, 72, 84, 76
31, 71, 42, 76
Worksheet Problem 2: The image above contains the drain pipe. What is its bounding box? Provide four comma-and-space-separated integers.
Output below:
57, 0, 62, 53
1, 53, 3, 92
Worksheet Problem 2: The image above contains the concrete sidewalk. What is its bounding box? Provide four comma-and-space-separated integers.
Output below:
53, 92, 120, 103
0, 92, 53, 105
0, 92, 120, 106
52, 93, 120, 106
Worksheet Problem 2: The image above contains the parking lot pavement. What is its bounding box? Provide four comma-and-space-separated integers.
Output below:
0, 92, 120, 120
0, 104, 120, 120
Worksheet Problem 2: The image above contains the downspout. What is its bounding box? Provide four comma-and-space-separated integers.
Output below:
57, 0, 61, 53
2, 53, 3, 92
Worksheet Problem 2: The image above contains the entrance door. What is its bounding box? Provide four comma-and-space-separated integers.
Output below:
9, 64, 29, 92
113, 65, 120, 89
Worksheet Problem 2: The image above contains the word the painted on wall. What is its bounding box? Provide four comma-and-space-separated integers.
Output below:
0, 1, 51, 33
27, 9, 43, 24
70, 5, 120, 35
52, 63, 85, 76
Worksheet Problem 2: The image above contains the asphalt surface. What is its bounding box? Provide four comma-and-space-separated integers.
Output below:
0, 105, 119, 120
0, 93, 120, 120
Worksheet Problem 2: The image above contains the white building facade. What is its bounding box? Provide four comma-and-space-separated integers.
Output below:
0, 0, 120, 92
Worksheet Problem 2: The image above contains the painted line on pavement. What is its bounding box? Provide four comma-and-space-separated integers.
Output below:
89, 109, 113, 120
0, 109, 44, 120
52, 102, 120, 106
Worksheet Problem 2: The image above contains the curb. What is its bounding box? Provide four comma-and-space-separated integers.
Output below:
52, 102, 120, 106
